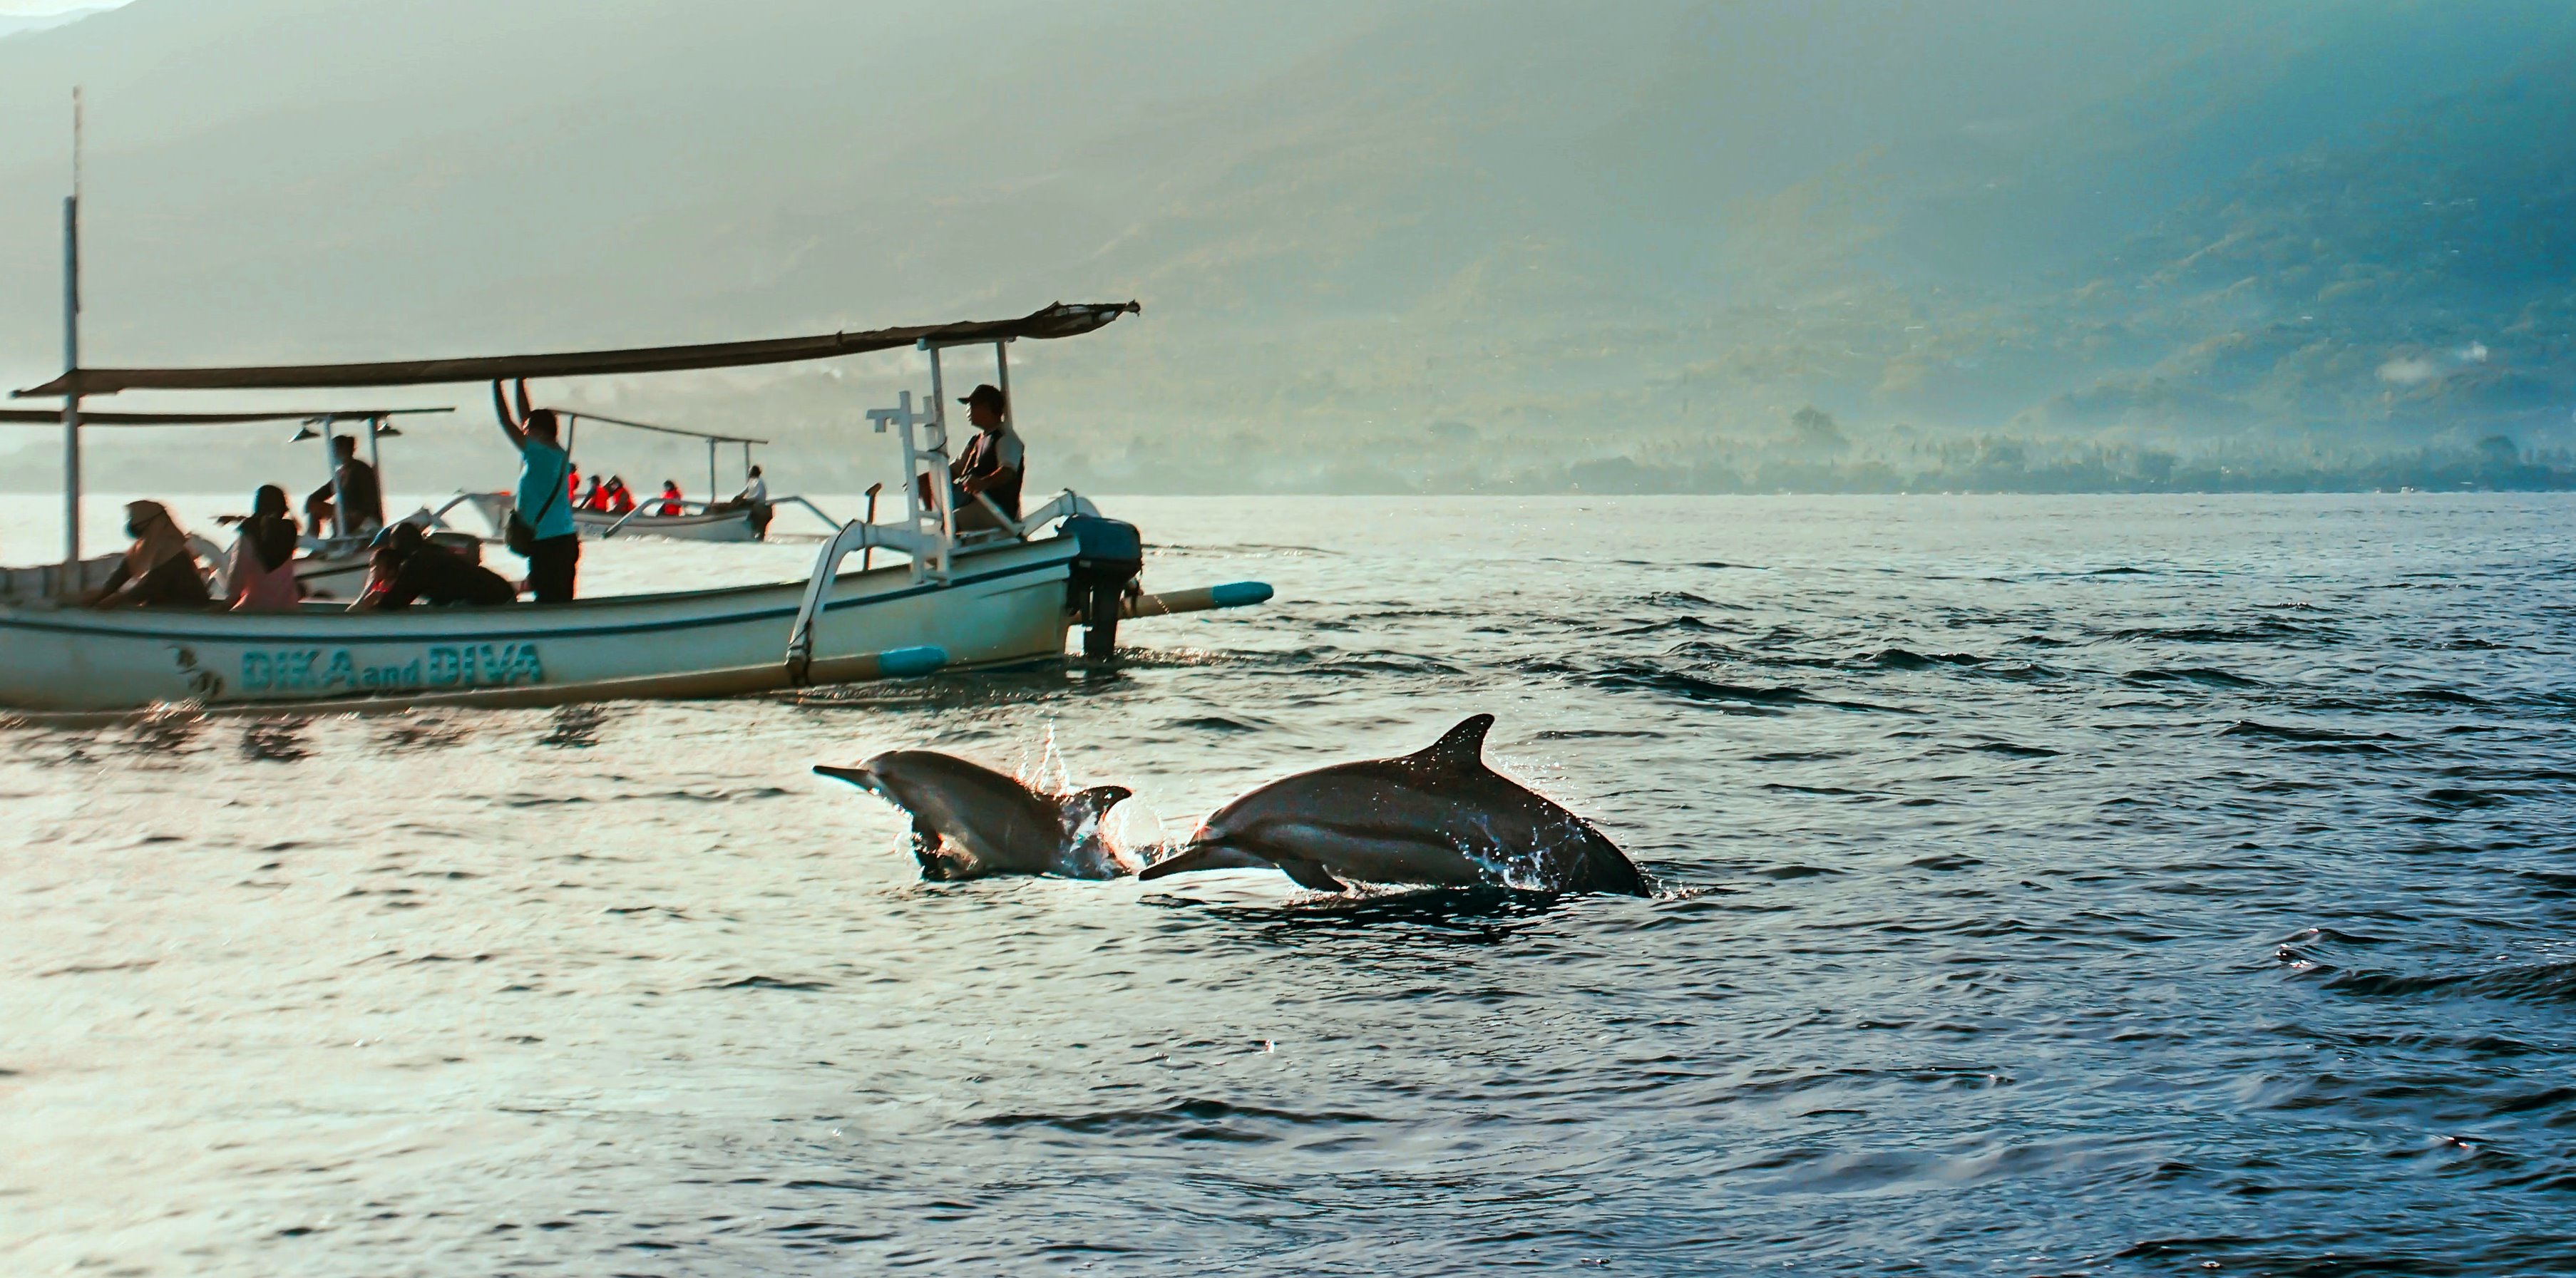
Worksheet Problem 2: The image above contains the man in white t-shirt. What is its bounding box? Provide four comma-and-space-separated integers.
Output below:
949, 383, 1024, 530
729, 464, 773, 538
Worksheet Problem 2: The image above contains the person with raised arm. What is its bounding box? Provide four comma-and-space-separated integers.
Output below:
493, 378, 580, 602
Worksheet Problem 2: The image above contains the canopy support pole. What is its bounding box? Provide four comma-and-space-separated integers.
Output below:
60, 188, 81, 595
994, 340, 1011, 434
706, 439, 717, 500
324, 425, 346, 538
924, 344, 955, 577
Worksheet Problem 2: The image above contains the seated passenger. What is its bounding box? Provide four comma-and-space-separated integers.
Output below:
950, 383, 1024, 532
222, 484, 303, 612
302, 488, 336, 539
301, 434, 384, 538
713, 465, 773, 536
351, 522, 515, 610
605, 475, 637, 515
86, 500, 212, 609
657, 480, 684, 517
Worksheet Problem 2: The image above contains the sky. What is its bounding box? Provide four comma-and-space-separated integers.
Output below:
1, 0, 2569, 496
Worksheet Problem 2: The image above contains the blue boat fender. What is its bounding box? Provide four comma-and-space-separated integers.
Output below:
873, 645, 950, 679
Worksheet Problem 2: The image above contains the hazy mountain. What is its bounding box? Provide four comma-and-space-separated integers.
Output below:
0, 6, 115, 43
2, 0, 2570, 495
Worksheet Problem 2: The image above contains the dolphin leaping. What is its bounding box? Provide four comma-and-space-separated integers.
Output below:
815, 750, 1133, 881
1138, 713, 1648, 896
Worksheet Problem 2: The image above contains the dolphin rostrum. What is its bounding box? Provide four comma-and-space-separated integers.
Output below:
815, 750, 1133, 881
1137, 714, 1648, 895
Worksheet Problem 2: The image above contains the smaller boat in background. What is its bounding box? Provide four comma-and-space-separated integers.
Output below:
436, 410, 838, 543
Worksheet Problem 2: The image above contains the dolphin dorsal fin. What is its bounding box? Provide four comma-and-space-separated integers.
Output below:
1413, 713, 1495, 770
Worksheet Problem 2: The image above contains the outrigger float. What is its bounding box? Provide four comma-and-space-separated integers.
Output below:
2, 173, 1266, 716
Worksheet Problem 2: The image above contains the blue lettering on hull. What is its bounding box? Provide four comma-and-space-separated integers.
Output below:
241, 644, 543, 694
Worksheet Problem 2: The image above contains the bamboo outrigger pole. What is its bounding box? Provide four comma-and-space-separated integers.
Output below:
59, 88, 83, 596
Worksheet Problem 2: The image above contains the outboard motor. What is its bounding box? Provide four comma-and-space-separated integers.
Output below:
1063, 515, 1142, 661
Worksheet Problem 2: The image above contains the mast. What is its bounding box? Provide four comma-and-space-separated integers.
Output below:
58, 88, 83, 595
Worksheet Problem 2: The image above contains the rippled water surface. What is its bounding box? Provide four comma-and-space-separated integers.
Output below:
6, 495, 2574, 1275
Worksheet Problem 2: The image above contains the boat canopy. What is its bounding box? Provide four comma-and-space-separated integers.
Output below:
16, 301, 1140, 398
0, 406, 451, 426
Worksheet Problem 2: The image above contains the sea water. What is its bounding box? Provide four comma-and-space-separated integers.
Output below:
4, 494, 2572, 1274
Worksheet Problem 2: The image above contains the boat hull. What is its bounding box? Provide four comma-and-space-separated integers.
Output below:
0, 537, 1079, 713
575, 507, 764, 542
294, 552, 371, 600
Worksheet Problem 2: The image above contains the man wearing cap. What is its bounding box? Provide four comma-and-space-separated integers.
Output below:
948, 383, 1025, 531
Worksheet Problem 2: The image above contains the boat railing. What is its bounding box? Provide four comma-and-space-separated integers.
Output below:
781, 520, 940, 685
777, 496, 840, 532
1010, 490, 1105, 539
597, 504, 651, 539
779, 489, 1104, 684
429, 491, 505, 537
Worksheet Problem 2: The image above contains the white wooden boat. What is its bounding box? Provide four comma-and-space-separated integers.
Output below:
577, 503, 764, 542
6, 210, 1265, 716
1, 527, 1094, 713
